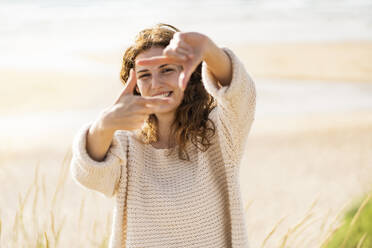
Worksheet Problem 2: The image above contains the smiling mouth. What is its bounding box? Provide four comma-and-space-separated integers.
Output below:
152, 91, 173, 98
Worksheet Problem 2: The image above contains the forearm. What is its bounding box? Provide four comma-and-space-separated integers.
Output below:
203, 38, 232, 87
201, 48, 256, 165
86, 112, 116, 162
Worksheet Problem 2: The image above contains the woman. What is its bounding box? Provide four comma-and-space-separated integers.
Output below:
70, 23, 256, 248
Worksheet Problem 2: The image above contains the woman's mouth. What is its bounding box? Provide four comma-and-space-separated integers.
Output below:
152, 91, 173, 98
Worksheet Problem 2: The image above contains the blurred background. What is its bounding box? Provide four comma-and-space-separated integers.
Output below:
1, 0, 371, 247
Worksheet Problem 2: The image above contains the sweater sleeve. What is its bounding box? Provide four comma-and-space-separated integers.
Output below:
202, 48, 256, 167
70, 122, 128, 198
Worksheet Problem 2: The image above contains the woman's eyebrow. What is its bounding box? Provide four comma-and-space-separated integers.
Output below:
137, 64, 169, 74
158, 64, 169, 68
137, 69, 149, 73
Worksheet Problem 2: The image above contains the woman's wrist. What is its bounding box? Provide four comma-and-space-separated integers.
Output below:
201, 35, 216, 63
202, 39, 232, 87
96, 108, 117, 135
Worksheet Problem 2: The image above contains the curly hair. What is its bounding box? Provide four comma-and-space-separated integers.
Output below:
119, 23, 216, 160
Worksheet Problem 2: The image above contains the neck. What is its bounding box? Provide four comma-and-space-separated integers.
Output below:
154, 112, 175, 148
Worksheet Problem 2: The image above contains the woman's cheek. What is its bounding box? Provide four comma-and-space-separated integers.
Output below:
137, 81, 150, 96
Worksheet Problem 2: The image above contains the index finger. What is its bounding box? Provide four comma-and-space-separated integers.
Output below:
114, 69, 137, 104
141, 96, 175, 113
136, 56, 185, 67
139, 96, 173, 106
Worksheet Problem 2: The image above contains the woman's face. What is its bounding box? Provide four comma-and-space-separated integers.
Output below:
135, 47, 184, 114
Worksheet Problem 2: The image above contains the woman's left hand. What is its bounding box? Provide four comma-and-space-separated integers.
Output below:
136, 32, 211, 91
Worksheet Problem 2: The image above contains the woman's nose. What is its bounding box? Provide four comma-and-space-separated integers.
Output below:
151, 74, 163, 89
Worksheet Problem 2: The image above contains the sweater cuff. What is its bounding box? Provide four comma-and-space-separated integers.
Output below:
71, 122, 122, 172
201, 48, 248, 104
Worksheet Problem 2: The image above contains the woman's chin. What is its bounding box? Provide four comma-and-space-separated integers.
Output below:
155, 103, 180, 118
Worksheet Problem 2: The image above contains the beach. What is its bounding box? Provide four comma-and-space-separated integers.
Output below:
1, 37, 372, 247
234, 41, 372, 82
1, 41, 371, 115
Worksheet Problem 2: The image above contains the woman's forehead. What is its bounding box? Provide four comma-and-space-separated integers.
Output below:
136, 47, 164, 60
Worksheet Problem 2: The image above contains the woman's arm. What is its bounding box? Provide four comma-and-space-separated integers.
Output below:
202, 37, 232, 87
136, 32, 256, 165
70, 122, 125, 198
86, 110, 116, 161
202, 48, 256, 165
135, 31, 255, 114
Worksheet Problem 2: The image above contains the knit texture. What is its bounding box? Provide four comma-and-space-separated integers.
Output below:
70, 48, 256, 248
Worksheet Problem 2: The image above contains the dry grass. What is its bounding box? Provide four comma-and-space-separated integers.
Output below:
0, 159, 365, 248
1, 114, 371, 248
0, 149, 112, 248
240, 113, 372, 247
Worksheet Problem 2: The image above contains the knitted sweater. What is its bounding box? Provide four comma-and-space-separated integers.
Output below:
70, 48, 256, 248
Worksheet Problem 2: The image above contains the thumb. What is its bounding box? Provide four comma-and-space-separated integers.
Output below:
115, 69, 137, 103
123, 69, 138, 94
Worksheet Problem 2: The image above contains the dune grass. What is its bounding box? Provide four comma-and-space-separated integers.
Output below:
322, 193, 372, 248
0, 152, 362, 248
0, 150, 111, 248
0, 148, 370, 247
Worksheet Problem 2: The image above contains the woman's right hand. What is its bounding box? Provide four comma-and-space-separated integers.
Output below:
99, 69, 171, 132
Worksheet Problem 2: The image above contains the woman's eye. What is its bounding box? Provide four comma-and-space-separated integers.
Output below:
161, 68, 174, 73
138, 73, 150, 79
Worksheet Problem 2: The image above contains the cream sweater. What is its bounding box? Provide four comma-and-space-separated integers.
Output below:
70, 48, 256, 248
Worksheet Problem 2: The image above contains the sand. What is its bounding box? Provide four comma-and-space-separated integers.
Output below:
242, 113, 372, 247
1, 112, 371, 247
1, 41, 371, 117
1, 41, 372, 247
233, 41, 372, 83
79, 41, 372, 82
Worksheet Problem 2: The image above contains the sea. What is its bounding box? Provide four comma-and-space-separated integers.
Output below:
0, 0, 371, 71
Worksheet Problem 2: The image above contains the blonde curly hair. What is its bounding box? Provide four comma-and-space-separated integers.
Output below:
120, 24, 216, 160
